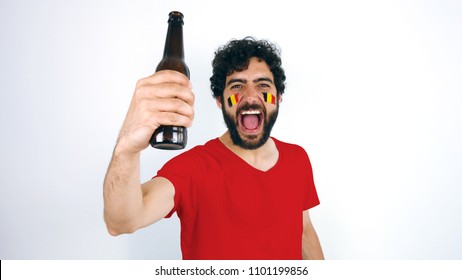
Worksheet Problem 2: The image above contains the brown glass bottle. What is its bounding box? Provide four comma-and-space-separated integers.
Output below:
150, 11, 190, 150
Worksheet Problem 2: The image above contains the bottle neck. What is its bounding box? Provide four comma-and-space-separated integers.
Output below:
162, 20, 184, 59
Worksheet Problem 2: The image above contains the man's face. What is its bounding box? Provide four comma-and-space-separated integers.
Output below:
219, 57, 279, 150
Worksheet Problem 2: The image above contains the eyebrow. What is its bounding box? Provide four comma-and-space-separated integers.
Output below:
254, 77, 274, 84
226, 77, 274, 87
226, 78, 246, 87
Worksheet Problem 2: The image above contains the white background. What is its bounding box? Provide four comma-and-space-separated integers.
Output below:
1, 0, 461, 259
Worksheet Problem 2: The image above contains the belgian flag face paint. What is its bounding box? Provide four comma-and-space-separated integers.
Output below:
227, 92, 277, 107
227, 93, 239, 107
262, 92, 276, 105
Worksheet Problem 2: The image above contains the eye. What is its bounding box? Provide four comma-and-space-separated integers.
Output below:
259, 83, 270, 88
230, 84, 243, 89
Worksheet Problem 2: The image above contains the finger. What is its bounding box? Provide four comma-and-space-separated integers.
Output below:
139, 97, 194, 121
137, 70, 191, 89
154, 83, 195, 106
135, 83, 195, 107
149, 111, 194, 128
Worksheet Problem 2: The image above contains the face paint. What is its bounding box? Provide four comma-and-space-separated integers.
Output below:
227, 93, 239, 107
262, 92, 276, 105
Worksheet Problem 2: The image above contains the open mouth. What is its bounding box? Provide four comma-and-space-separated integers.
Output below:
238, 109, 263, 134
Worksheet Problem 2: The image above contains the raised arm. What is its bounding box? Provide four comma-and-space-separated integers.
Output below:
103, 70, 194, 235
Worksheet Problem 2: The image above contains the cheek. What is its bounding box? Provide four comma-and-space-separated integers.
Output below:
265, 106, 279, 120
225, 107, 238, 119
227, 93, 240, 108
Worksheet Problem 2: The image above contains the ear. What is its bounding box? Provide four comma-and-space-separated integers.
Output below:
216, 97, 223, 109
278, 93, 283, 104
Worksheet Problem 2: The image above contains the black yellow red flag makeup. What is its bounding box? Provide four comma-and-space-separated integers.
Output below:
227, 93, 239, 107
262, 92, 276, 105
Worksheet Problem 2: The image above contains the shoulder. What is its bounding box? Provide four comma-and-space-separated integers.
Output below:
272, 137, 313, 166
163, 138, 220, 166
272, 137, 308, 154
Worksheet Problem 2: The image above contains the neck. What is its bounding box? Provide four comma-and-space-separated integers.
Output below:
219, 132, 278, 172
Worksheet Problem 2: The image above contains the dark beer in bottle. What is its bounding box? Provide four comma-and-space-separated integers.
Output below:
150, 11, 190, 150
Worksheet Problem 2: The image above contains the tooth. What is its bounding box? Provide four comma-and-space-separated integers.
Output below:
242, 110, 260, 115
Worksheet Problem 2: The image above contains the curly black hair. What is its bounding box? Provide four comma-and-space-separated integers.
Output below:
210, 37, 286, 99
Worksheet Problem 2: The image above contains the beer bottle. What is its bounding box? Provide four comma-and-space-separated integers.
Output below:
150, 11, 190, 150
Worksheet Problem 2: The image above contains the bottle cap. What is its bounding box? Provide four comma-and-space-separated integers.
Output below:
168, 11, 184, 24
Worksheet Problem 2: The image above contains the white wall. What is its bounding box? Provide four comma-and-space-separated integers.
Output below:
1, 0, 461, 259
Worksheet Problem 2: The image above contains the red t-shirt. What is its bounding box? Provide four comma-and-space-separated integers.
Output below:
156, 137, 319, 260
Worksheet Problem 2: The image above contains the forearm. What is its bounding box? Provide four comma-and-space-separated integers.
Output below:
103, 143, 144, 235
302, 226, 324, 260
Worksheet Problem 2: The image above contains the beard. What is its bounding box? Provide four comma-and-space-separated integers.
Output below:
221, 100, 279, 150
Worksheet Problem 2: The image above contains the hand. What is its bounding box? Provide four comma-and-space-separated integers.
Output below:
116, 70, 195, 154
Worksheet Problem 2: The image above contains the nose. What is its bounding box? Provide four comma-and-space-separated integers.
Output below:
241, 87, 261, 104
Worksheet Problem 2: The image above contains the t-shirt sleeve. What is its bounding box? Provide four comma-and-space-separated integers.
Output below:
154, 150, 200, 218
300, 148, 320, 210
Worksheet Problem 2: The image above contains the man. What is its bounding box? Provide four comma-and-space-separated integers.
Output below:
104, 37, 324, 260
